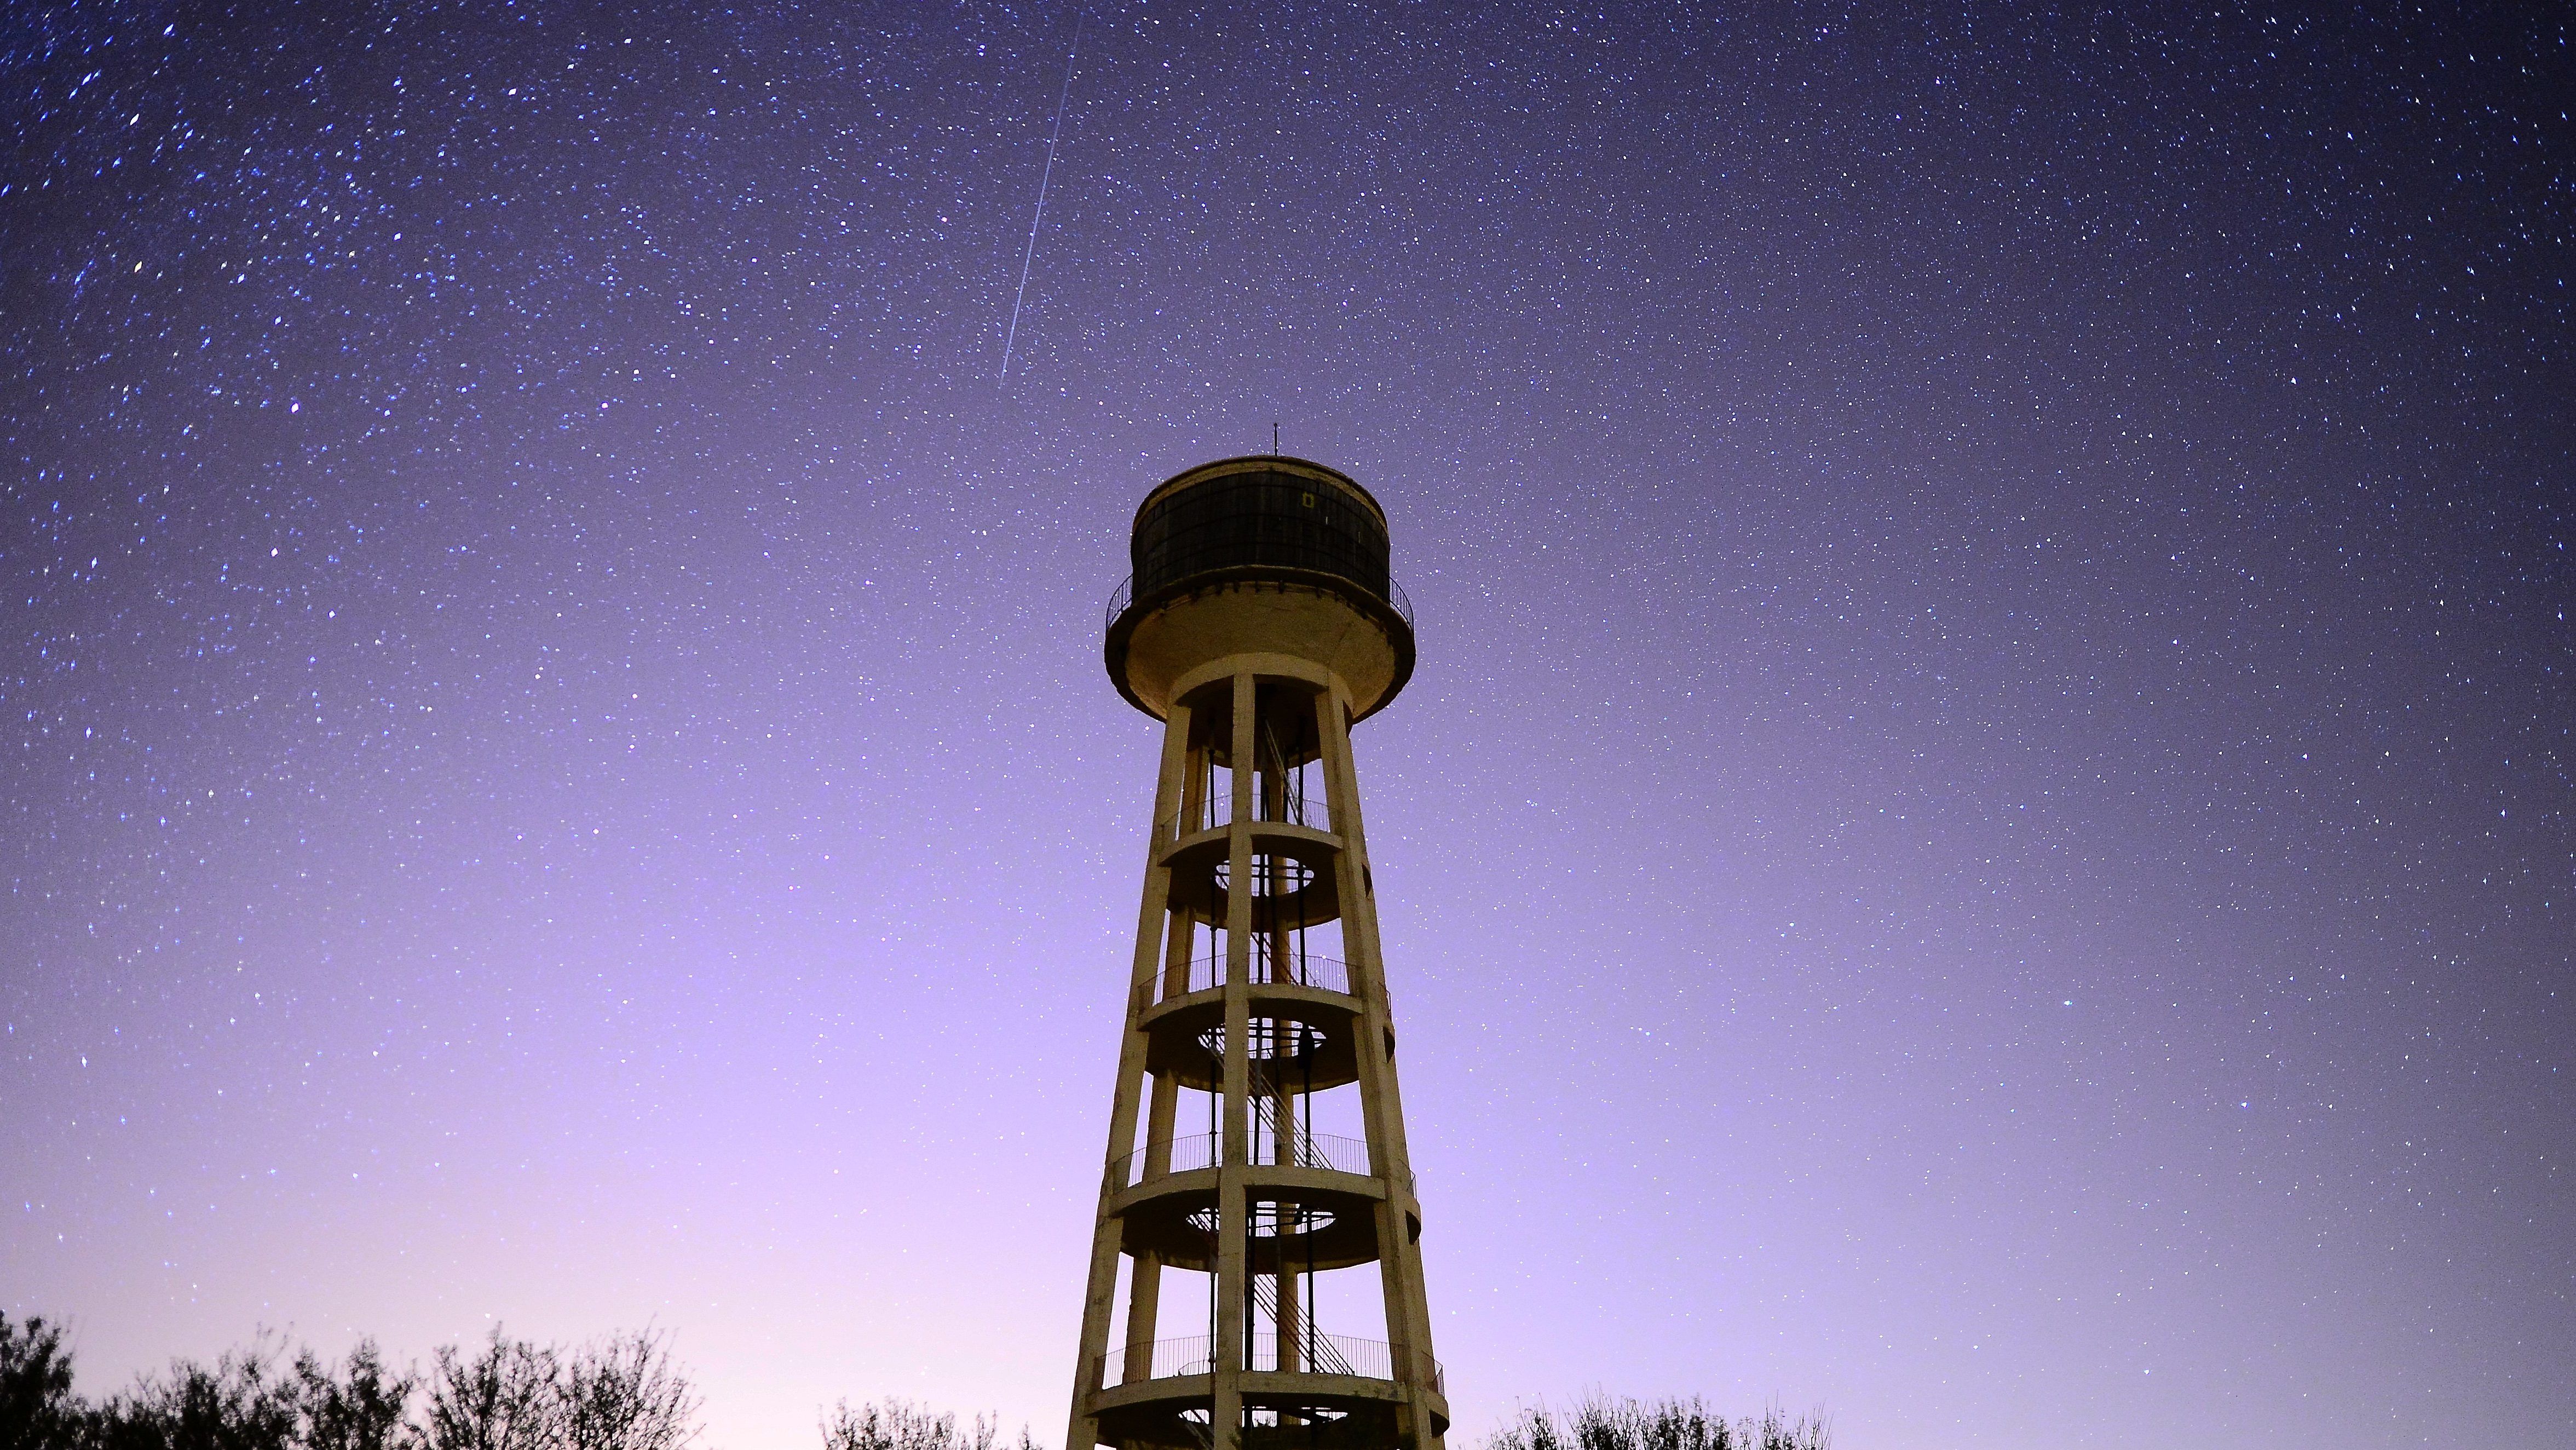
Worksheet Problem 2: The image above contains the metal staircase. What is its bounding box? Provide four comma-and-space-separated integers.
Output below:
1249, 1274, 1356, 1376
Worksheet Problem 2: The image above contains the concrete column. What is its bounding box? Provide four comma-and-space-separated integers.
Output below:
1313, 686, 1444, 1450
1212, 671, 1257, 1450
1064, 699, 1194, 1450
1126, 735, 1202, 1387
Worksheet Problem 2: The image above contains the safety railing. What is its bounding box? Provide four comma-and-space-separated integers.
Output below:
1100, 1335, 1218, 1384
1250, 1334, 1444, 1393
1159, 789, 1331, 839
1095, 1335, 1445, 1395
1107, 1130, 1387, 1192
1109, 1131, 1221, 1187
1277, 1130, 1371, 1176
1107, 574, 1414, 631
1147, 953, 1353, 1005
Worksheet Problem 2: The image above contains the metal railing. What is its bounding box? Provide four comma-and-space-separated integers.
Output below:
1146, 953, 1355, 1006
1110, 1131, 1221, 1186
1158, 789, 1332, 839
1249, 1333, 1444, 1392
1102, 1335, 1219, 1383
1107, 573, 1413, 631
1108, 1130, 1384, 1192
1096, 1334, 1445, 1395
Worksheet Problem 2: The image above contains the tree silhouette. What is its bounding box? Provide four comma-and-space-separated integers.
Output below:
87, 1335, 302, 1450
294, 1344, 415, 1450
418, 1332, 560, 1450
560, 1334, 697, 1450
1, 1315, 85, 1450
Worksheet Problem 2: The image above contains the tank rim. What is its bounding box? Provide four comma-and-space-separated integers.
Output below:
1103, 565, 1417, 722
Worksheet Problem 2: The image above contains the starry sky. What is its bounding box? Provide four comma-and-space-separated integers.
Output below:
4, 3, 2571, 1447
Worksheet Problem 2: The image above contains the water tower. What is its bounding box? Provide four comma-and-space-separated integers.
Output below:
1064, 456, 1446, 1450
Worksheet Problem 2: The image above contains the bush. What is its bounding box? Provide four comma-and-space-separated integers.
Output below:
1487, 1394, 1829, 1450
819, 1399, 1036, 1450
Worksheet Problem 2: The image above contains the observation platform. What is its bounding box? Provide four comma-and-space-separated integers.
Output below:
1088, 1335, 1448, 1450
1103, 1129, 1415, 1274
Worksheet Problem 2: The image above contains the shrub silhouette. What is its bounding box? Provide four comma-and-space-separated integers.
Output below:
821, 1399, 1019, 1450
1486, 1394, 1829, 1450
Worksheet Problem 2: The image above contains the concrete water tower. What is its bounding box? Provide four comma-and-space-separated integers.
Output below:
1064, 456, 1446, 1450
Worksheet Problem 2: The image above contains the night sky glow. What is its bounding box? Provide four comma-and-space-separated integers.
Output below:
5, 4, 2571, 1448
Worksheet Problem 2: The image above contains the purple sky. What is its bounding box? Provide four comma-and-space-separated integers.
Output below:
5, 4, 2570, 1447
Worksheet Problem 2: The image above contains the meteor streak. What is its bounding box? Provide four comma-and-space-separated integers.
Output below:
1000, 10, 1082, 384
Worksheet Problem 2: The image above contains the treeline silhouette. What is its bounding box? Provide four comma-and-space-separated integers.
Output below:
2, 1314, 696, 1450
5, 1314, 1829, 1450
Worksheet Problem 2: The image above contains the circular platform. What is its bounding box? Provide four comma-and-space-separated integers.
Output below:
1087, 1338, 1450, 1450
1159, 821, 1346, 929
1110, 1163, 1396, 1274
1142, 984, 1364, 1094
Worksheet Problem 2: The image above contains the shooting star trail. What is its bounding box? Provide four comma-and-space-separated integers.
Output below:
1000, 10, 1083, 384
